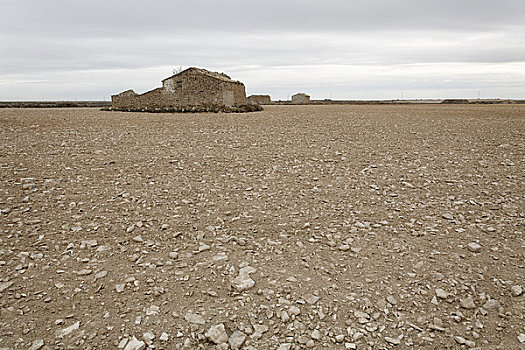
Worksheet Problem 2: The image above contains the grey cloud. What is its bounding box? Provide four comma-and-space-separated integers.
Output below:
3, 62, 524, 101
2, 30, 524, 75
1, 0, 524, 100
3, 0, 525, 37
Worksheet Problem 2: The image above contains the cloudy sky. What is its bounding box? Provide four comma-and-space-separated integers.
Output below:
1, 0, 524, 100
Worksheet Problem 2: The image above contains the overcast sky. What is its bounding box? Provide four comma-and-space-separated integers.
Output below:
1, 0, 524, 100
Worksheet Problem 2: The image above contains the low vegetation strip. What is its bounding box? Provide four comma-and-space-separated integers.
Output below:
0, 101, 112, 108
105, 103, 263, 113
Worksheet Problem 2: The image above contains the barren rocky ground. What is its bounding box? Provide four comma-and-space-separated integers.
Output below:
0, 105, 524, 350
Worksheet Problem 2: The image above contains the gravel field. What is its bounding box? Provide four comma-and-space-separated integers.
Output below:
0, 105, 524, 350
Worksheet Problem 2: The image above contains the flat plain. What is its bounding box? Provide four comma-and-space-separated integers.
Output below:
0, 105, 524, 349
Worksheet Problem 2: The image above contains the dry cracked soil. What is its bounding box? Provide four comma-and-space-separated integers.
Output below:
0, 104, 524, 350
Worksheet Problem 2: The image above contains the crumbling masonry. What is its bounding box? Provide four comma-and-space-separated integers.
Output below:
111, 67, 260, 112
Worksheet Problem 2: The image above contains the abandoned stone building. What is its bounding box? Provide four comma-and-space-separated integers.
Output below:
291, 93, 310, 104
247, 94, 271, 104
111, 68, 249, 111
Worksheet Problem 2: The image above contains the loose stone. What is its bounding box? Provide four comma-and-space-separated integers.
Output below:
467, 242, 482, 253
206, 324, 228, 344
56, 321, 80, 338
459, 296, 476, 309
184, 311, 206, 325
482, 299, 502, 311
124, 336, 145, 350
311, 329, 322, 340
229, 330, 247, 349
385, 336, 401, 345
29, 339, 44, 350
435, 288, 451, 299
232, 266, 256, 292
511, 285, 522, 297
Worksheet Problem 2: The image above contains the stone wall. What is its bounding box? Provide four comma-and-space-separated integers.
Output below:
291, 93, 310, 104
112, 68, 247, 110
111, 90, 140, 109
230, 83, 247, 106
247, 95, 271, 104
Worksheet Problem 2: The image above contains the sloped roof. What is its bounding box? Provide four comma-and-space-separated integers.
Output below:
114, 89, 137, 96
162, 67, 242, 84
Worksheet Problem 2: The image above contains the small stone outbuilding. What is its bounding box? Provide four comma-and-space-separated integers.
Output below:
111, 67, 251, 112
247, 95, 271, 104
291, 93, 310, 104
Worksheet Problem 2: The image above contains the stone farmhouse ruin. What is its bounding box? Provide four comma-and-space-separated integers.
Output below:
292, 93, 310, 104
247, 95, 271, 104
111, 67, 261, 113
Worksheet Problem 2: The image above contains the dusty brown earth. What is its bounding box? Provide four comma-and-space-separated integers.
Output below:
0, 105, 524, 350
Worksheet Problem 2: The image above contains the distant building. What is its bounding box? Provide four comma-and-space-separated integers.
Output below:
111, 67, 247, 110
247, 95, 271, 104
291, 93, 310, 104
